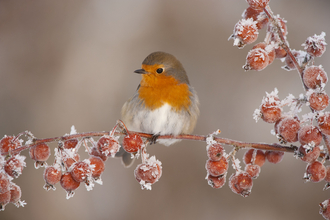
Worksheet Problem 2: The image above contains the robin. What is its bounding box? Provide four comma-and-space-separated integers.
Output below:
118, 51, 199, 166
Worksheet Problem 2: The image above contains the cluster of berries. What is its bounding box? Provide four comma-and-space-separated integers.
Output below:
123, 133, 162, 190
231, 0, 327, 73
0, 135, 26, 210
205, 131, 284, 197
0, 124, 163, 210
231, 0, 330, 219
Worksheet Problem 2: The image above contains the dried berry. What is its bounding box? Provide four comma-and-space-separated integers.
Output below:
309, 91, 329, 111
232, 18, 259, 47
29, 143, 50, 162
246, 0, 270, 10
70, 161, 92, 182
0, 136, 21, 155
298, 145, 320, 163
278, 117, 300, 143
302, 32, 327, 57
88, 156, 105, 178
63, 139, 79, 149
320, 199, 330, 220
134, 163, 162, 185
44, 166, 62, 189
245, 164, 261, 178
318, 112, 330, 135
298, 125, 322, 146
207, 143, 224, 161
206, 157, 229, 177
260, 94, 281, 123
122, 134, 143, 153
243, 149, 266, 167
60, 172, 80, 195
265, 151, 284, 164
303, 65, 328, 89
4, 155, 25, 178
244, 48, 269, 71
229, 172, 253, 197
97, 135, 120, 157
207, 174, 226, 189
0, 172, 10, 194
9, 183, 21, 205
306, 161, 326, 183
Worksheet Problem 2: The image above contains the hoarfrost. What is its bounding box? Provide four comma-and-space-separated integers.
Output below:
232, 158, 241, 171
139, 180, 152, 190
206, 130, 221, 145
253, 109, 261, 123
70, 125, 77, 135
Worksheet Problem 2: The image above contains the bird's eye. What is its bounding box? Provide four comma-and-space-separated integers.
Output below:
156, 68, 163, 74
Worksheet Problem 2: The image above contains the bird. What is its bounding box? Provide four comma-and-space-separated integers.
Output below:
118, 51, 199, 166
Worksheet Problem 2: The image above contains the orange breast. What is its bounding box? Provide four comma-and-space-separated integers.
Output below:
138, 73, 191, 111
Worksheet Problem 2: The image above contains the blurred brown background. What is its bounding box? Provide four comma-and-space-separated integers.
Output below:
1, 0, 330, 219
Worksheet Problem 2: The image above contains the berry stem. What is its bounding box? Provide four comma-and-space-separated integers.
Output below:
263, 6, 307, 89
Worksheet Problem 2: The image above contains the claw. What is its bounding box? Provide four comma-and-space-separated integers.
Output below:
150, 133, 160, 145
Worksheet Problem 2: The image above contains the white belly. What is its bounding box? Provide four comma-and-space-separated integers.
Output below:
127, 103, 188, 146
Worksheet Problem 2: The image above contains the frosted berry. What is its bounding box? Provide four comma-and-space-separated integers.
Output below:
298, 125, 322, 146
306, 161, 326, 183
70, 161, 92, 182
232, 18, 259, 47
298, 145, 320, 163
284, 50, 302, 70
122, 134, 143, 153
318, 112, 330, 135
90, 146, 107, 161
303, 32, 327, 57
97, 135, 120, 157
9, 183, 21, 205
244, 48, 269, 71
207, 174, 226, 189
63, 153, 80, 169
309, 91, 329, 111
242, 7, 269, 29
303, 65, 328, 89
229, 172, 253, 197
253, 42, 276, 65
134, 163, 162, 185
207, 143, 224, 161
206, 157, 229, 177
63, 139, 79, 149
245, 164, 261, 178
246, 0, 269, 10
0, 136, 21, 155
0, 190, 10, 210
265, 151, 284, 164
260, 95, 281, 123
278, 117, 300, 143
277, 17, 288, 36
320, 199, 330, 220
0, 172, 10, 193
29, 143, 50, 162
60, 172, 80, 192
275, 46, 287, 59
243, 149, 266, 167
4, 155, 25, 178
43, 166, 62, 189
88, 156, 105, 178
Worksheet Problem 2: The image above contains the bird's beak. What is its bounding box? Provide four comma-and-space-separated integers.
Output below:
134, 69, 147, 74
